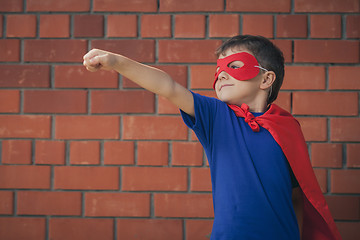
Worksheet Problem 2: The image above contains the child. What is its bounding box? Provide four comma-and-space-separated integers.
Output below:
83, 35, 341, 240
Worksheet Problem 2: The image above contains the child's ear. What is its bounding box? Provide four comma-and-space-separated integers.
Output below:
260, 71, 276, 90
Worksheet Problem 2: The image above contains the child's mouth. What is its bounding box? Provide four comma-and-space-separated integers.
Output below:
220, 84, 234, 91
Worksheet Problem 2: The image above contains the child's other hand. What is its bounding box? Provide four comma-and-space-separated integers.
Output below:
83, 49, 116, 72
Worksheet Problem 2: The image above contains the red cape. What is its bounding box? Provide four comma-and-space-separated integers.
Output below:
228, 103, 342, 240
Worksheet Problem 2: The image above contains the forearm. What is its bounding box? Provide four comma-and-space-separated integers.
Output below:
112, 54, 176, 99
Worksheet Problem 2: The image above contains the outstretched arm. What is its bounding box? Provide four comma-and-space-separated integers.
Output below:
83, 49, 194, 116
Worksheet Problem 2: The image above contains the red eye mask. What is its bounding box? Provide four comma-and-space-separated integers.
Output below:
213, 52, 262, 89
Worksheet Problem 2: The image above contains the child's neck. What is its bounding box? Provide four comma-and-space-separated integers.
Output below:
226, 92, 269, 113
248, 102, 267, 113
239, 97, 268, 113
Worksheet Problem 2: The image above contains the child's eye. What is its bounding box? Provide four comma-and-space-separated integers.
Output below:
230, 65, 240, 69
228, 61, 244, 70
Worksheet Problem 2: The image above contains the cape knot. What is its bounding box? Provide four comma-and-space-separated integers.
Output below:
240, 104, 260, 132
227, 103, 261, 132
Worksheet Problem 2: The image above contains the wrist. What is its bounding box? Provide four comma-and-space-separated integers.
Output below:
112, 54, 127, 72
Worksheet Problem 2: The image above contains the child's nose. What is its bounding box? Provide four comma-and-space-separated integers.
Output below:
218, 70, 230, 80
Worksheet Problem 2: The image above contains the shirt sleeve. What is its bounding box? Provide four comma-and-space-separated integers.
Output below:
180, 91, 220, 148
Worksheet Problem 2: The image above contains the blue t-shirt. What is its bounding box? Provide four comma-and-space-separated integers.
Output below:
181, 92, 300, 240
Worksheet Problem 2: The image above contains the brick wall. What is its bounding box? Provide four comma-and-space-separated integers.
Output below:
0, 0, 359, 239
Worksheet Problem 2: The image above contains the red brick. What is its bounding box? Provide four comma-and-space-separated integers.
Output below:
6, 14, 36, 37
331, 169, 360, 193
137, 141, 169, 166
282, 66, 325, 90
159, 65, 189, 87
0, 217, 45, 240
204, 154, 209, 166
0, 0, 23, 12
2, 140, 32, 165
141, 14, 171, 38
85, 193, 150, 217
0, 39, 20, 62
122, 167, 187, 191
190, 65, 216, 89
54, 166, 119, 190
124, 65, 188, 89
347, 15, 360, 38
0, 115, 51, 138
27, 0, 90, 12
74, 15, 104, 37
227, 0, 290, 12
0, 166, 50, 189
273, 92, 291, 112
329, 66, 360, 90
174, 15, 206, 38
336, 222, 360, 240
93, 0, 157, 12
50, 218, 113, 240
277, 15, 307, 38
35, 140, 65, 165
296, 117, 327, 141
39, 15, 70, 38
0, 90, 20, 113
325, 195, 360, 220
24, 90, 87, 114
293, 92, 358, 116
91, 90, 154, 113
160, 0, 223, 12
117, 219, 182, 240
0, 15, 2, 37
25, 39, 87, 62
0, 191, 13, 214
331, 118, 360, 142
107, 15, 137, 38
158, 95, 181, 114
55, 116, 119, 140
242, 15, 274, 38
209, 14, 239, 37
310, 15, 341, 38
70, 141, 100, 165
271, 40, 292, 63
347, 144, 360, 168
103, 141, 134, 165
158, 40, 221, 63
54, 65, 118, 88
17, 191, 81, 216
92, 40, 155, 63
0, 65, 50, 88
123, 116, 187, 140
186, 219, 213, 240
155, 193, 213, 217
172, 142, 203, 166
311, 143, 343, 168
294, 40, 359, 63
313, 168, 327, 193
190, 168, 211, 192
295, 0, 359, 12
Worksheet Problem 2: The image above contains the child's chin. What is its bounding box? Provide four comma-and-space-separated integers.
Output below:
217, 93, 235, 102
220, 97, 234, 104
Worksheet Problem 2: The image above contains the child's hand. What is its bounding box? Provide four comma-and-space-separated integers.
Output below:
83, 49, 117, 72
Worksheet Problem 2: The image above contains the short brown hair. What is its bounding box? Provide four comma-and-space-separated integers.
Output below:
215, 35, 285, 104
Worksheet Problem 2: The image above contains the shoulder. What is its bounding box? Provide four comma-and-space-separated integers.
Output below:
191, 91, 227, 111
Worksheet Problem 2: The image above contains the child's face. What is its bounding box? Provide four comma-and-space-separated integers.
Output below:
214, 47, 265, 106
